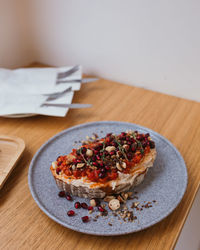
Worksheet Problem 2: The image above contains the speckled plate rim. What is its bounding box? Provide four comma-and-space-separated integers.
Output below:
28, 121, 188, 236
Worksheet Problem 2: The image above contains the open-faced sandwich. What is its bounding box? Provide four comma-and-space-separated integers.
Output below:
50, 131, 156, 198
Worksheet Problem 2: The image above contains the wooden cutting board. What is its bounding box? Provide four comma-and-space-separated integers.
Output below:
0, 135, 25, 189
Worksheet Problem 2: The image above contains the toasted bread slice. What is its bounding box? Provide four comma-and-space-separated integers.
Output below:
50, 131, 156, 198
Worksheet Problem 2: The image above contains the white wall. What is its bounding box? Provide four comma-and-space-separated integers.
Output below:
27, 0, 200, 102
0, 0, 33, 68
1, 0, 200, 102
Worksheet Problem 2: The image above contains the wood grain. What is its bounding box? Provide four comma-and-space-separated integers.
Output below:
0, 64, 200, 250
0, 135, 25, 189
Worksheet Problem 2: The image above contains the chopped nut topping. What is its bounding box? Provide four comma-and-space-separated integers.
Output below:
121, 162, 127, 169
104, 195, 116, 202
116, 162, 122, 171
89, 165, 97, 169
109, 199, 120, 211
66, 154, 76, 163
90, 199, 96, 207
127, 192, 133, 198
122, 144, 129, 152
116, 151, 122, 158
76, 163, 85, 168
117, 195, 125, 203
105, 146, 116, 152
121, 192, 129, 200
86, 149, 93, 157
131, 202, 140, 208
91, 136, 96, 140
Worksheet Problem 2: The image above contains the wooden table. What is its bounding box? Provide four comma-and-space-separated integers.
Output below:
1, 66, 200, 250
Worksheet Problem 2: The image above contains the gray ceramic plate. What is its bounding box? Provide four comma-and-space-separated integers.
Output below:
28, 121, 188, 235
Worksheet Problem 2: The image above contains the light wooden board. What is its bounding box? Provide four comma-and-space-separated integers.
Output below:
0, 64, 200, 250
0, 135, 25, 189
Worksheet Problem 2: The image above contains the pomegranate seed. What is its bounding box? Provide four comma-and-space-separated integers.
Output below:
57, 161, 62, 166
81, 147, 87, 153
58, 191, 65, 197
110, 141, 117, 147
142, 141, 147, 147
92, 156, 96, 162
66, 194, 73, 201
110, 151, 115, 156
82, 216, 89, 222
127, 152, 133, 160
74, 202, 81, 209
99, 162, 104, 167
99, 172, 105, 179
96, 155, 101, 160
94, 150, 99, 155
105, 165, 110, 170
121, 132, 126, 136
72, 159, 77, 164
88, 206, 93, 211
98, 206, 105, 212
106, 133, 112, 137
94, 199, 101, 206
100, 168, 106, 173
56, 168, 61, 174
131, 146, 136, 152
136, 135, 142, 141
94, 145, 100, 150
92, 162, 98, 167
106, 137, 112, 143
120, 135, 125, 140
67, 210, 75, 216
149, 141, 155, 149
81, 202, 88, 209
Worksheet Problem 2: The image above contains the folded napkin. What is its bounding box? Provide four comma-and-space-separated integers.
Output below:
0, 66, 82, 117
0, 91, 74, 117
0, 66, 81, 94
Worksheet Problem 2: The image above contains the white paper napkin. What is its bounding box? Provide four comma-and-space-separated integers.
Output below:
0, 66, 82, 117
0, 91, 74, 117
0, 66, 82, 95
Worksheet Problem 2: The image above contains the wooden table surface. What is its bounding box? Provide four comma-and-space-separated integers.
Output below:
0, 67, 200, 250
